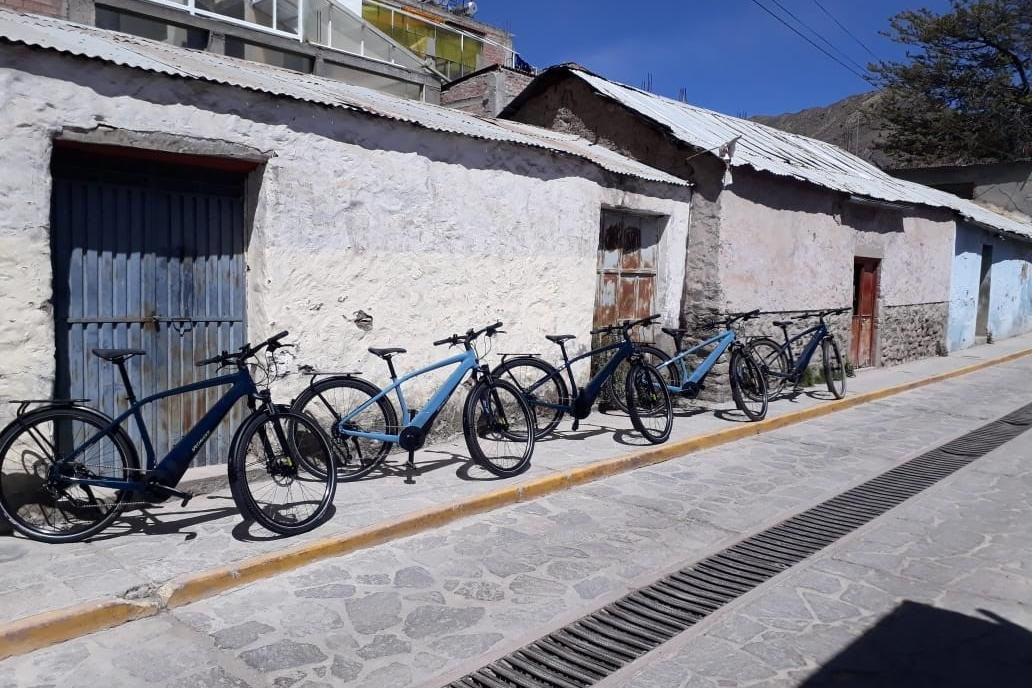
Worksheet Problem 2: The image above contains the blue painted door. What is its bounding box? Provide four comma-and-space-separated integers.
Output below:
50, 149, 248, 466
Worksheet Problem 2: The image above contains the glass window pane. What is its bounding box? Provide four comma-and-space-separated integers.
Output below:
224, 36, 313, 72
303, 0, 331, 45
277, 0, 300, 34
328, 4, 364, 52
322, 61, 422, 100
95, 6, 207, 49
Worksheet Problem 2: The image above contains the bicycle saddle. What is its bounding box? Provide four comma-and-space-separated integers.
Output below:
772, 321, 793, 328
92, 348, 145, 363
368, 347, 407, 359
546, 334, 576, 344
662, 327, 688, 338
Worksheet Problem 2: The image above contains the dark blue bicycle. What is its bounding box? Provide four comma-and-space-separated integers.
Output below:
748, 308, 849, 399
0, 332, 337, 543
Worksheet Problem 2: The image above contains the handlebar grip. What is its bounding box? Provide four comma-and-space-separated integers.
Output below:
196, 353, 225, 367
433, 336, 455, 347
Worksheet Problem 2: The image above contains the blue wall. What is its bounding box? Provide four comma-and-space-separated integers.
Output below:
948, 223, 1032, 351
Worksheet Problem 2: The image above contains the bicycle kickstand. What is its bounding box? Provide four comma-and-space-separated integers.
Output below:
405, 450, 416, 485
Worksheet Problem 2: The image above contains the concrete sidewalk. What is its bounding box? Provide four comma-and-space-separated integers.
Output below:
1, 334, 1031, 636
2, 340, 1031, 687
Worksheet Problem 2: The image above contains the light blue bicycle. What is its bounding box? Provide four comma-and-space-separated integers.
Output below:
291, 322, 535, 482
648, 310, 769, 421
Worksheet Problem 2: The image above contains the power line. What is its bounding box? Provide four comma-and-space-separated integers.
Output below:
812, 0, 881, 61
749, 0, 874, 85
765, 0, 871, 76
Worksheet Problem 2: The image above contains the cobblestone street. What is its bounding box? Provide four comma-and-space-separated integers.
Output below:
1, 344, 1031, 687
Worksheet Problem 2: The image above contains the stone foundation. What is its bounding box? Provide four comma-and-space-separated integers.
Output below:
878, 302, 949, 366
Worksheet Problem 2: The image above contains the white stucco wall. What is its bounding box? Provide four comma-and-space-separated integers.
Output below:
717, 170, 954, 313
0, 47, 691, 427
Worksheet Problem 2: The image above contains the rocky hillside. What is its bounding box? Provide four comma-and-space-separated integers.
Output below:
752, 92, 895, 168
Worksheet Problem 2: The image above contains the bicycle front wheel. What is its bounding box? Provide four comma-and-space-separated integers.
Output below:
608, 345, 676, 413
0, 407, 135, 543
822, 337, 847, 399
625, 362, 673, 444
749, 337, 790, 397
491, 357, 569, 439
730, 348, 769, 421
290, 376, 398, 482
229, 411, 337, 536
463, 378, 535, 477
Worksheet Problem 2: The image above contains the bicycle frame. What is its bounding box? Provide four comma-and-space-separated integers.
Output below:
769, 322, 828, 380
335, 349, 480, 443
654, 329, 737, 394
56, 369, 258, 492
520, 338, 636, 417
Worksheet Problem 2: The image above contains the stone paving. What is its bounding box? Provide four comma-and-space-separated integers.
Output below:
601, 427, 1032, 688
1, 335, 1029, 626
1, 341, 1031, 687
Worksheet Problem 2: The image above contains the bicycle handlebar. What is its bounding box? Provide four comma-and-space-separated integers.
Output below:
700, 309, 761, 330
792, 307, 850, 321
433, 322, 504, 347
590, 314, 661, 337
196, 331, 290, 367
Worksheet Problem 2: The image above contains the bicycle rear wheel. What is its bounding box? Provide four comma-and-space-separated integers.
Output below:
229, 410, 337, 536
463, 378, 535, 477
730, 348, 769, 421
491, 357, 568, 439
290, 376, 398, 482
749, 337, 790, 397
625, 362, 673, 444
608, 345, 676, 413
0, 407, 136, 543
822, 337, 847, 399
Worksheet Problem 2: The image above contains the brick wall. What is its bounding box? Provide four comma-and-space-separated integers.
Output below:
1, 0, 64, 17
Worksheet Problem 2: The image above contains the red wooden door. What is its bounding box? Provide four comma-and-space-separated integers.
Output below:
850, 258, 879, 368
594, 211, 658, 341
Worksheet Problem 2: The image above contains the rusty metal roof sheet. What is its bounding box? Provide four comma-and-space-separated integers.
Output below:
566, 68, 1031, 239
0, 10, 686, 188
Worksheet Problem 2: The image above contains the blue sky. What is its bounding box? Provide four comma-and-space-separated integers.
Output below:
475, 0, 952, 117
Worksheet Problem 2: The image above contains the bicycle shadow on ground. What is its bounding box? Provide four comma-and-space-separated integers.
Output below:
229, 504, 338, 542
73, 498, 244, 543
769, 387, 841, 404
800, 601, 1032, 687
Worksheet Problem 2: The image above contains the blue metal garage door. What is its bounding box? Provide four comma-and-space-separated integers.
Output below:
50, 146, 249, 466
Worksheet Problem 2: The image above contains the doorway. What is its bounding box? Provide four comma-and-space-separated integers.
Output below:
976, 244, 993, 338
593, 210, 661, 341
851, 257, 879, 368
50, 144, 254, 465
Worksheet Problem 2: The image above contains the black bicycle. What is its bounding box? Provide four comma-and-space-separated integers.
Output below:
492, 315, 674, 444
749, 308, 849, 399
0, 332, 337, 543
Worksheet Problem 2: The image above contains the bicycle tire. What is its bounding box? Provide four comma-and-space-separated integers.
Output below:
290, 376, 398, 482
491, 356, 569, 439
608, 345, 676, 413
625, 362, 673, 444
730, 348, 769, 421
0, 406, 137, 543
228, 410, 337, 536
463, 378, 535, 477
822, 336, 847, 399
749, 337, 790, 397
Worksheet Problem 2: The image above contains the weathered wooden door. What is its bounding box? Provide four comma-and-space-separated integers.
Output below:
594, 210, 659, 341
50, 147, 249, 466
976, 244, 993, 337
850, 258, 879, 368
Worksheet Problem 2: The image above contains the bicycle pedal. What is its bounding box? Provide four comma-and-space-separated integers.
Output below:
180, 494, 194, 508
572, 419, 580, 431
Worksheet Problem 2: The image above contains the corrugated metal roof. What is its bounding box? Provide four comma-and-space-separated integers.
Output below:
0, 10, 686, 188
564, 67, 1031, 239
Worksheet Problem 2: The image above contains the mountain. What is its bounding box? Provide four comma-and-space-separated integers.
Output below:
751, 92, 894, 168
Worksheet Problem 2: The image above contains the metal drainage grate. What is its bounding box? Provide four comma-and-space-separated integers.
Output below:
447, 402, 1032, 688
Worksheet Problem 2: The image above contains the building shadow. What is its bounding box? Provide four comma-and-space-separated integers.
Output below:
800, 600, 1032, 687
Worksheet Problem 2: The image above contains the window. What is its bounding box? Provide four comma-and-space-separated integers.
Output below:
322, 62, 423, 100
96, 6, 208, 49
224, 37, 313, 72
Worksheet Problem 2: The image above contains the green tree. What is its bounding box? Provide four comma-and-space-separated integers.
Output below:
871, 0, 1031, 166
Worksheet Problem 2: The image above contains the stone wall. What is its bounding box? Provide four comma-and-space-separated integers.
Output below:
440, 66, 534, 117
0, 0, 62, 16
0, 45, 692, 437
879, 302, 949, 366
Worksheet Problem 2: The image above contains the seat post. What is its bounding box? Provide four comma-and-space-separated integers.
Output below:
386, 358, 399, 381
115, 361, 138, 405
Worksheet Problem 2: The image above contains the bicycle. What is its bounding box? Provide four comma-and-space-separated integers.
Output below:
748, 308, 849, 399
290, 322, 535, 483
491, 315, 674, 444
0, 332, 337, 543
650, 310, 769, 421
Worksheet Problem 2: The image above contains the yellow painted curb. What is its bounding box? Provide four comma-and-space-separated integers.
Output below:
3, 345, 1030, 659
0, 599, 157, 661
